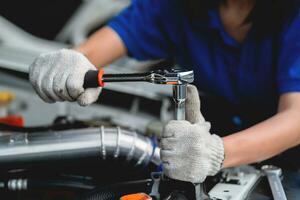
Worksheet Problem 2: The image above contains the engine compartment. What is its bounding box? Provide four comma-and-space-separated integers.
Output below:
0, 70, 277, 199
0, 1, 293, 198
0, 117, 276, 200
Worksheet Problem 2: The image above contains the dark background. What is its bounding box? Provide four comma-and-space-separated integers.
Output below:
0, 0, 82, 40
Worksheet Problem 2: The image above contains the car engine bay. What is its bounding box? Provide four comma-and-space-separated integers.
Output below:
0, 1, 292, 199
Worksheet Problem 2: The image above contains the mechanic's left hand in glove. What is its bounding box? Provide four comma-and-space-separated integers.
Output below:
160, 85, 225, 183
29, 49, 101, 106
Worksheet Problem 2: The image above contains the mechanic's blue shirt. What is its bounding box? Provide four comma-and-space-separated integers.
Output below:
108, 0, 300, 106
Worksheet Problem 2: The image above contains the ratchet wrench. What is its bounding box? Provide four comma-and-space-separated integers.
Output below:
83, 69, 208, 199
83, 69, 194, 120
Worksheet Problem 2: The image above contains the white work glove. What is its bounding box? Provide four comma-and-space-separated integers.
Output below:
160, 85, 224, 183
29, 49, 101, 106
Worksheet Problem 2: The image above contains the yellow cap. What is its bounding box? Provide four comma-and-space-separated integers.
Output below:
0, 91, 15, 104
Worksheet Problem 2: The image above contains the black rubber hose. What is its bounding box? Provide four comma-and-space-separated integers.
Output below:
27, 179, 95, 191
84, 191, 116, 200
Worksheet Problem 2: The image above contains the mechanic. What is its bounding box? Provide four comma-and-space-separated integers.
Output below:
29, 0, 300, 195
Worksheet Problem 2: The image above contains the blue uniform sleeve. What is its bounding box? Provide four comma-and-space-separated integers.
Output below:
277, 10, 300, 94
108, 0, 172, 60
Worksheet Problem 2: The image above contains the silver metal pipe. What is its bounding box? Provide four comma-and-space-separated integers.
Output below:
0, 127, 161, 167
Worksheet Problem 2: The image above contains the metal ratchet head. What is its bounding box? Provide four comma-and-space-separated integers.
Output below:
146, 69, 194, 85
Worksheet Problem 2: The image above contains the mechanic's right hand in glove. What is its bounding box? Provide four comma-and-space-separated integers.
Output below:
29, 49, 101, 106
160, 85, 224, 183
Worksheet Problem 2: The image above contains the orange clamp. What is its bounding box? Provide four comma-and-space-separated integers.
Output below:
120, 193, 152, 200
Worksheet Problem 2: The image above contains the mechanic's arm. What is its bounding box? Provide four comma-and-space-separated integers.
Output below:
161, 87, 300, 184
29, 0, 170, 106
74, 27, 126, 67
223, 92, 300, 168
